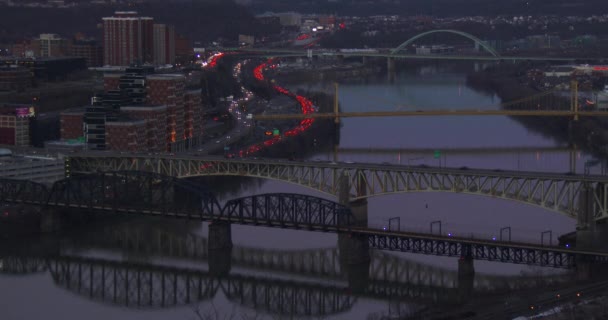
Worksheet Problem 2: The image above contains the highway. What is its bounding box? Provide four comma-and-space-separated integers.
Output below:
251, 109, 608, 120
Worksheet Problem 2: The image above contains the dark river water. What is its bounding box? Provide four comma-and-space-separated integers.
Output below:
0, 63, 590, 319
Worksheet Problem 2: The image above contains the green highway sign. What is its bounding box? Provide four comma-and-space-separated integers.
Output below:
433, 150, 441, 159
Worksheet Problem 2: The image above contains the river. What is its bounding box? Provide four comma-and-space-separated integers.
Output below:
0, 63, 591, 320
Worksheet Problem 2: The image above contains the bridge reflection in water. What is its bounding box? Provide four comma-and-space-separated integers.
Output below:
0, 221, 584, 319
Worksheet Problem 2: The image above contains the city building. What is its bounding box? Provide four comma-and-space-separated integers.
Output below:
70, 39, 103, 67
153, 24, 176, 65
0, 57, 86, 81
0, 65, 32, 91
34, 33, 69, 57
276, 12, 302, 27
0, 104, 35, 146
60, 67, 203, 152
102, 11, 154, 66
60, 109, 84, 140
175, 34, 193, 64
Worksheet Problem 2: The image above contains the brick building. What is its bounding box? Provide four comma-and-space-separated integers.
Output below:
59, 68, 203, 152
60, 109, 84, 140
105, 119, 148, 152
0, 104, 35, 146
146, 74, 186, 151
153, 24, 176, 65
102, 11, 154, 66
121, 105, 167, 151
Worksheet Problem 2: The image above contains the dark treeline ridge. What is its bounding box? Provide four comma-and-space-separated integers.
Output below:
252, 0, 608, 17
0, 2, 280, 43
467, 63, 608, 158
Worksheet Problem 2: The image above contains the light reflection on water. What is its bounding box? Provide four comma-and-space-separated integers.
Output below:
0, 64, 588, 319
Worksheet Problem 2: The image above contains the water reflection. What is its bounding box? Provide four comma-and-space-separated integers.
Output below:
0, 220, 585, 319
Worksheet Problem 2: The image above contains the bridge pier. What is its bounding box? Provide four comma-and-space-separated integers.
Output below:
362, 56, 368, 65
458, 253, 475, 299
387, 57, 395, 73
338, 172, 369, 227
575, 182, 608, 279
387, 57, 396, 83
40, 209, 65, 233
338, 233, 371, 267
208, 220, 233, 251
345, 257, 370, 294
208, 247, 232, 277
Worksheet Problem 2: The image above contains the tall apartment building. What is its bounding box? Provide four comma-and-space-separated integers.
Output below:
35, 34, 69, 58
102, 11, 154, 66
153, 24, 176, 65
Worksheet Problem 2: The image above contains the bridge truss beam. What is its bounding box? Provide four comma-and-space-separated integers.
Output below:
67, 156, 608, 220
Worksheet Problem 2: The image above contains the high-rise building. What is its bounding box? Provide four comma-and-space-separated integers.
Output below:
102, 11, 154, 66
35, 34, 69, 58
70, 39, 103, 67
153, 24, 176, 65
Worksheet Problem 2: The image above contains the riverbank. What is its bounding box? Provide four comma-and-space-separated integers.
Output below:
467, 63, 608, 161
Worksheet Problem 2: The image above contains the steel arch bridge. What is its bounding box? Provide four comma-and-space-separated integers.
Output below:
0, 171, 354, 229
66, 155, 608, 220
391, 29, 500, 56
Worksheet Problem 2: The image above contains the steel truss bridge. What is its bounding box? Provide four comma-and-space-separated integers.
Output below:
68, 224, 571, 294
1, 223, 577, 314
3, 171, 608, 269
65, 155, 608, 221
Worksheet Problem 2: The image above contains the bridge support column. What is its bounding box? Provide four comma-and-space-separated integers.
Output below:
575, 183, 608, 279
208, 220, 233, 251
208, 248, 232, 277
362, 56, 369, 65
387, 57, 395, 73
458, 245, 475, 298
339, 233, 371, 267
338, 172, 368, 227
346, 257, 370, 294
40, 209, 65, 233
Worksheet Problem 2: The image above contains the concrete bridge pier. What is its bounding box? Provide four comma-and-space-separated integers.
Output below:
362, 56, 369, 65
208, 247, 232, 277
208, 220, 233, 277
387, 57, 395, 73
339, 233, 371, 272
40, 209, 65, 233
208, 220, 233, 251
575, 182, 608, 279
338, 172, 369, 227
345, 257, 370, 294
458, 254, 475, 299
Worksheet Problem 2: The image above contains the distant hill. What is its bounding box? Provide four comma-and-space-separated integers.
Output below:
0, 1, 279, 43
250, 0, 607, 16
